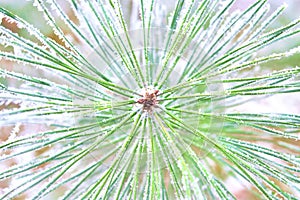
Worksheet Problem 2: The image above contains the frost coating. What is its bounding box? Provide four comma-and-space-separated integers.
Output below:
0, 0, 300, 199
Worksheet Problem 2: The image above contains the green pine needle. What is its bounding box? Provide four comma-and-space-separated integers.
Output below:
0, 0, 299, 199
